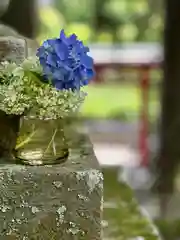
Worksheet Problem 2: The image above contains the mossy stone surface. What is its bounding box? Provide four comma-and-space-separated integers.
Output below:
0, 133, 103, 239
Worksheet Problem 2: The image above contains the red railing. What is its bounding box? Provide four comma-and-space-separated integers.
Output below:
90, 43, 163, 167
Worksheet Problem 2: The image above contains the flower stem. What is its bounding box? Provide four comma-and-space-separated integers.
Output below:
43, 128, 58, 156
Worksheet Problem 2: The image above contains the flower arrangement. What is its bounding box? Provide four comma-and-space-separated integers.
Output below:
0, 30, 95, 119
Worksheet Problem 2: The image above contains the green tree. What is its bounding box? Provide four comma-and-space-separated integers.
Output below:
45, 0, 163, 42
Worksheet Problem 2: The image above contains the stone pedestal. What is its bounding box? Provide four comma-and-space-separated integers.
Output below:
0, 134, 103, 239
0, 37, 27, 62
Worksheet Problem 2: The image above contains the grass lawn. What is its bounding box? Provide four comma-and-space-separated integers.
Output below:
80, 84, 160, 121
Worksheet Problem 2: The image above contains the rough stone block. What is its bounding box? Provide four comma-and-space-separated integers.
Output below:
0, 134, 103, 239
0, 25, 39, 56
0, 37, 27, 62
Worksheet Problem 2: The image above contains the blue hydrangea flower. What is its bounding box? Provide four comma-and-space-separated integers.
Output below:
36, 30, 95, 90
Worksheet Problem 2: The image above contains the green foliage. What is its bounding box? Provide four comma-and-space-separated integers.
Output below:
80, 84, 159, 120
38, 6, 66, 43
55, 0, 93, 23
65, 23, 91, 43
155, 219, 180, 240
103, 169, 160, 240
37, 0, 163, 43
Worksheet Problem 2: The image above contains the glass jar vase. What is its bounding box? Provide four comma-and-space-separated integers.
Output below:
14, 117, 69, 166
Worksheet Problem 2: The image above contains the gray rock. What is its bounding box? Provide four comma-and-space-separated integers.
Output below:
0, 134, 103, 239
0, 36, 27, 62
0, 24, 39, 56
0, 24, 18, 37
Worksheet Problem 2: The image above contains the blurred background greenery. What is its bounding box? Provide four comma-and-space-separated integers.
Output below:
38, 0, 164, 43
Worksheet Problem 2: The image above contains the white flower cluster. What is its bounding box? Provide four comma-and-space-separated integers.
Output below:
0, 58, 86, 119
31, 85, 86, 119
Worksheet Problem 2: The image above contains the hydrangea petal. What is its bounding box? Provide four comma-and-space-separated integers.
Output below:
54, 40, 68, 60
67, 34, 77, 45
37, 29, 95, 90
80, 55, 94, 68
47, 54, 58, 67
54, 80, 64, 90
60, 30, 69, 45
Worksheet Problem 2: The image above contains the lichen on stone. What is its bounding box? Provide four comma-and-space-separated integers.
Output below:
0, 204, 11, 212
56, 205, 67, 224
77, 194, 89, 201
76, 169, 103, 193
101, 196, 104, 212
53, 180, 62, 188
31, 206, 40, 214
0, 141, 102, 239
66, 221, 85, 236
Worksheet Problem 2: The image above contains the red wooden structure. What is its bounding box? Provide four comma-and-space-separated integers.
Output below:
90, 43, 163, 167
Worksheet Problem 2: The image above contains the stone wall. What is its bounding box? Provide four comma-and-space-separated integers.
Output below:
0, 134, 103, 239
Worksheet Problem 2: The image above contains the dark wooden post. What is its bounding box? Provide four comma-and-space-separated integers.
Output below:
0, 0, 10, 18
156, 0, 180, 216
1, 0, 37, 38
